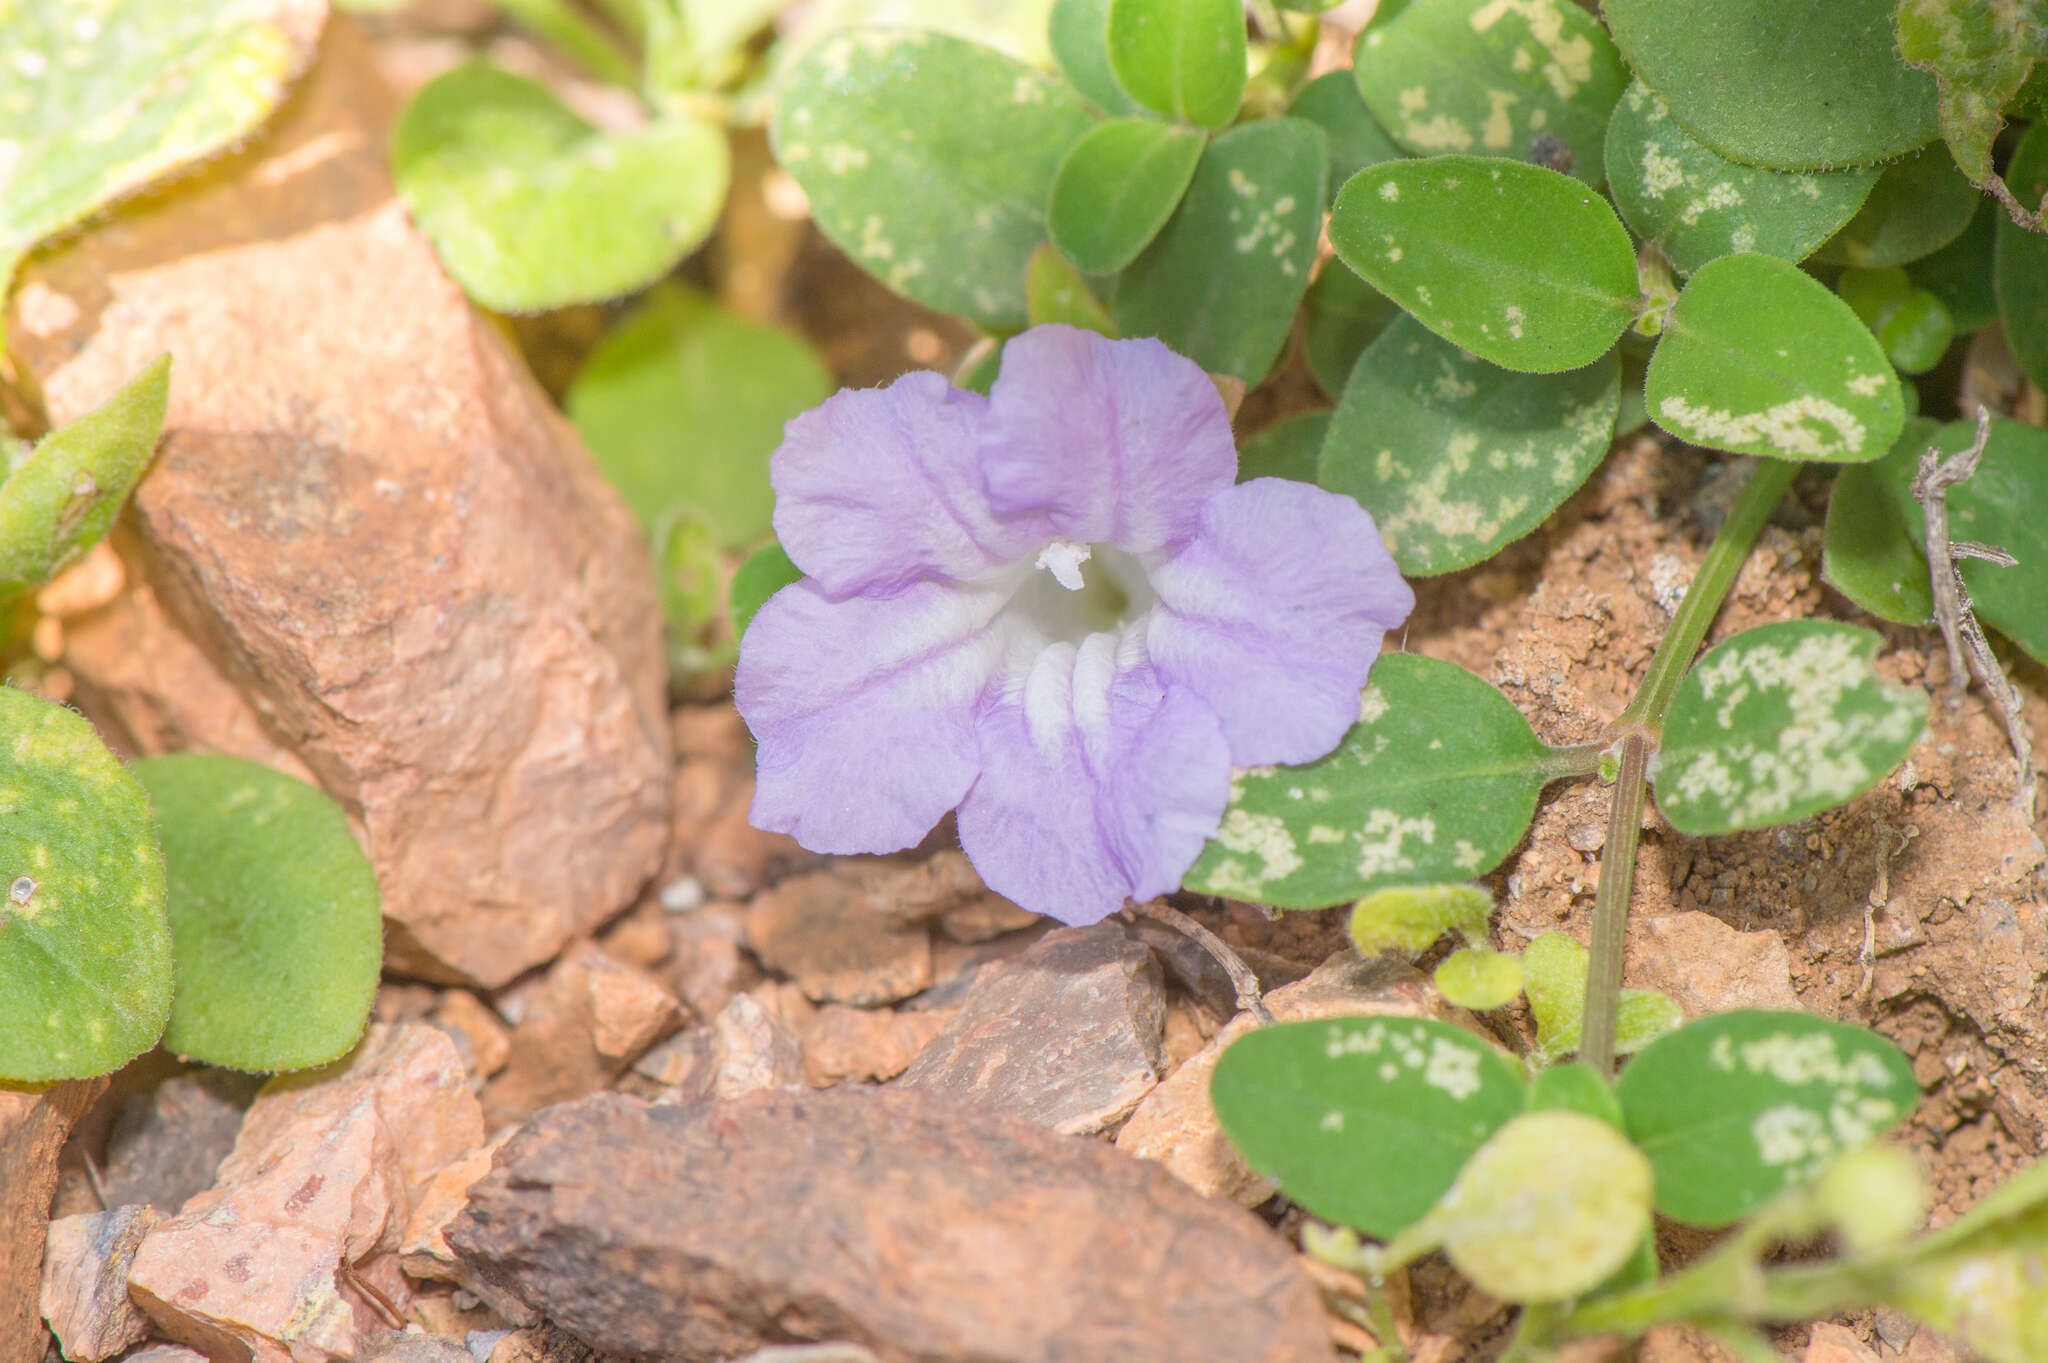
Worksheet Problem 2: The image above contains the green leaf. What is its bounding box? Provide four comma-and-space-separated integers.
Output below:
1821, 417, 1940, 626
1413, 1110, 1653, 1303
656, 509, 736, 678
1616, 1010, 1918, 1226
1836, 269, 1955, 375
1652, 621, 1927, 835
1183, 654, 1550, 906
771, 28, 1096, 329
1895, 0, 2048, 190
1910, 197, 1999, 333
566, 284, 831, 547
1049, 0, 1139, 114
1210, 1015, 1526, 1237
1995, 122, 2048, 393
1602, 81, 1878, 275
1025, 243, 1119, 335
1520, 931, 1682, 1065
0, 355, 169, 601
1302, 264, 1399, 399
1113, 118, 1325, 382
0, 0, 320, 301
1319, 316, 1617, 576
0, 689, 170, 1082
391, 64, 727, 314
1433, 947, 1523, 1011
1526, 1061, 1623, 1128
1104, 0, 1246, 130
135, 755, 381, 1073
1047, 117, 1204, 273
1287, 70, 1405, 208
1348, 882, 1493, 955
1645, 253, 1904, 463
1888, 1161, 2048, 1363
1815, 145, 1980, 269
1328, 156, 1637, 373
1350, 0, 1625, 186
1601, 0, 1940, 170
1237, 410, 1328, 484
730, 541, 802, 639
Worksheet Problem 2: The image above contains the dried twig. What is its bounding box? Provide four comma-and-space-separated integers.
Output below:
1910, 408, 2039, 821
339, 1259, 406, 1330
79, 1146, 108, 1211
1126, 899, 1275, 1025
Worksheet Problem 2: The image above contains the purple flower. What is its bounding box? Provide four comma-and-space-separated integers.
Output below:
736, 325, 1415, 924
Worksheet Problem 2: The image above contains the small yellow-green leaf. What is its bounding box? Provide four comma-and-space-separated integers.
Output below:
1653, 621, 1927, 835
1816, 145, 1980, 269
1646, 253, 1904, 463
1328, 156, 1637, 373
1047, 117, 1204, 274
1025, 244, 1119, 336
1349, 882, 1493, 956
1433, 947, 1523, 1012
1105, 0, 1246, 130
1049, 0, 1139, 114
1521, 931, 1681, 1065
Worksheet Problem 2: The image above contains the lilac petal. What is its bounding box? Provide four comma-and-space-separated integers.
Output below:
738, 576, 1009, 853
1147, 478, 1416, 767
770, 371, 1037, 598
957, 630, 1230, 924
980, 326, 1236, 555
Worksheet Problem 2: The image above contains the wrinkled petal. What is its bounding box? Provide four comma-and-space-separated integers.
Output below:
738, 576, 1010, 853
980, 325, 1236, 554
1147, 478, 1415, 766
957, 629, 1230, 924
770, 371, 1038, 598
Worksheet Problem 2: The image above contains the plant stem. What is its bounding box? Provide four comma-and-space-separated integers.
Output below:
1536, 740, 1609, 783
1579, 729, 1647, 1076
496, 0, 642, 90
1614, 457, 1800, 733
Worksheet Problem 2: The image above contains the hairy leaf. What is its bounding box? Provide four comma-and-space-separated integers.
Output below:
1105, 0, 1246, 130
1995, 122, 2048, 391
1895, 0, 2048, 190
1288, 70, 1404, 207
1816, 145, 1980, 269
1047, 117, 1203, 273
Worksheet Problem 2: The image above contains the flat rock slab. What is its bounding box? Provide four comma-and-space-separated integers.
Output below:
894, 922, 1165, 1134
447, 1089, 1336, 1363
9, 17, 669, 987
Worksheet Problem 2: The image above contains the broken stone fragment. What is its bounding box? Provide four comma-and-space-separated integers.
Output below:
1624, 912, 1800, 1016
480, 943, 682, 1129
11, 15, 670, 988
785, 1000, 955, 1087
400, 1137, 511, 1285
447, 1089, 1338, 1363
709, 993, 805, 1100
744, 869, 934, 1006
428, 991, 513, 1083
100, 1069, 262, 1212
1, 1079, 103, 1363
39, 1205, 159, 1362
894, 921, 1166, 1135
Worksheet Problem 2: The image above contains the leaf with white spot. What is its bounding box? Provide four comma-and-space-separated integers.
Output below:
0, 688, 170, 1082
1236, 410, 1327, 484
0, 0, 323, 308
1821, 417, 1939, 627
1645, 253, 1904, 463
1288, 70, 1405, 208
137, 754, 381, 1072
1112, 118, 1325, 382
1046, 117, 1204, 274
1520, 931, 1682, 1065
1815, 145, 1980, 269
1210, 1015, 1525, 1237
1653, 621, 1926, 835
1602, 81, 1878, 275
1617, 1010, 1918, 1226
1602, 0, 1939, 170
1350, 0, 1625, 186
1996, 123, 2048, 392
1405, 1110, 1653, 1302
1182, 654, 1551, 906
1319, 315, 1617, 575
1328, 156, 1637, 373
1895, 0, 2048, 193
770, 28, 1097, 329
1104, 0, 1246, 130
1887, 1159, 2048, 1363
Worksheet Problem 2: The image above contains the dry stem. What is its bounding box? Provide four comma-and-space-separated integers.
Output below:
1127, 899, 1275, 1025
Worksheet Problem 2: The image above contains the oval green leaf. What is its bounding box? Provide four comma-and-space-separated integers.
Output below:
1525, 1061, 1623, 1128
1183, 653, 1550, 906
1302, 263, 1399, 399
1328, 156, 1637, 373
1210, 1015, 1526, 1237
1348, 882, 1493, 956
1815, 145, 1980, 269
1047, 117, 1204, 274
1603, 82, 1878, 276
771, 28, 1096, 329
1049, 0, 1139, 114
1910, 198, 1998, 333
1995, 122, 2048, 393
1025, 243, 1119, 336
1320, 316, 1618, 575
1351, 0, 1624, 185
1236, 410, 1328, 485
1288, 70, 1405, 208
392, 63, 728, 313
1601, 0, 1939, 170
0, 355, 169, 600
1821, 417, 1939, 627
565, 284, 831, 547
1433, 947, 1523, 1012
1646, 253, 1904, 462
1113, 118, 1326, 382
1616, 1010, 1919, 1226
0, 689, 170, 1082
136, 754, 382, 1073
1652, 621, 1927, 836
1104, 0, 1246, 130
1521, 931, 1682, 1065
730, 541, 803, 640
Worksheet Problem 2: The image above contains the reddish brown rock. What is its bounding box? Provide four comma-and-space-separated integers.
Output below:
595, 899, 673, 972
745, 870, 934, 1006
2, 1080, 104, 1363
40, 1206, 159, 1361
100, 1069, 262, 1212
671, 717, 813, 900
792, 1003, 956, 1087
482, 944, 682, 1128
120, 1347, 210, 1363
428, 990, 512, 1082
400, 1137, 511, 1284
894, 922, 1165, 1134
708, 993, 805, 1100
12, 17, 670, 988
1804, 1323, 1881, 1363
446, 1090, 1338, 1363
664, 903, 755, 1022
1625, 912, 1800, 1016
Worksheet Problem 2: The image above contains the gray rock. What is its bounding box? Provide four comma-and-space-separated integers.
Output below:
101, 1072, 259, 1213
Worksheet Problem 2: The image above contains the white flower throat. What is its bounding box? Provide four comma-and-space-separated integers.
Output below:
1010, 538, 1152, 644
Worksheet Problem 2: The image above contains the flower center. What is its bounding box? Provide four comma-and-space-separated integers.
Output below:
1006, 539, 1151, 646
